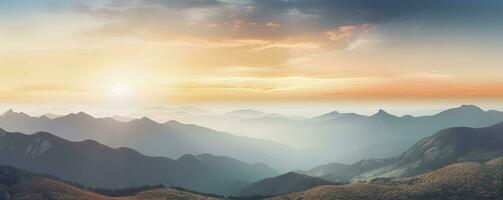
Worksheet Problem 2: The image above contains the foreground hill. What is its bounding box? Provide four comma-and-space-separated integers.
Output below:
0, 129, 277, 195
0, 110, 291, 169
271, 158, 503, 200
0, 165, 221, 200
302, 121, 503, 182
238, 172, 332, 197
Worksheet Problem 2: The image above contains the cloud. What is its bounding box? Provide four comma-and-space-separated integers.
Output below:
323, 24, 378, 50
244, 5, 257, 13
251, 0, 503, 25
328, 79, 503, 100
265, 22, 282, 28
140, 0, 226, 8
346, 37, 379, 50
326, 26, 357, 42
206, 23, 219, 28
175, 81, 278, 92
15, 84, 79, 93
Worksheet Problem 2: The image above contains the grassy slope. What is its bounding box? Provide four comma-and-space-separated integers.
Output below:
4, 175, 222, 200
270, 158, 503, 200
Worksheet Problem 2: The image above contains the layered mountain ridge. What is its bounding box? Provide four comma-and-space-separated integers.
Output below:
0, 129, 277, 195
0, 110, 292, 170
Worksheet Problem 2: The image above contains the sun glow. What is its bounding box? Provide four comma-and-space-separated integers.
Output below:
112, 84, 129, 96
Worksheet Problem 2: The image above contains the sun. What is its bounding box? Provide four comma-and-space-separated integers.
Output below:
112, 84, 128, 96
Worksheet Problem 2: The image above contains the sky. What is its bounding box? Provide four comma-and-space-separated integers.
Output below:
1, 0, 503, 115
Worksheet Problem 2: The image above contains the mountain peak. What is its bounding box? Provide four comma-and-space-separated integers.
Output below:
42, 113, 63, 119
140, 116, 156, 122
458, 104, 483, 111
439, 105, 485, 116
225, 109, 268, 118
130, 117, 159, 126
65, 112, 95, 120
177, 154, 204, 164
3, 109, 15, 115
371, 109, 396, 119
163, 120, 182, 125
324, 111, 341, 117
1, 109, 30, 118
313, 110, 348, 121
32, 131, 57, 138
377, 109, 388, 114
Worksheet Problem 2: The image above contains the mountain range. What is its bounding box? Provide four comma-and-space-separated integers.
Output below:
1, 107, 503, 198
2, 105, 502, 171
261, 105, 503, 165
0, 110, 292, 170
135, 105, 503, 167
0, 129, 277, 195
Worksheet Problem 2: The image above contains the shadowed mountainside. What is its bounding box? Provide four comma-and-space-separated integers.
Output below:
0, 165, 222, 200
0, 129, 277, 195
301, 121, 503, 183
0, 110, 292, 170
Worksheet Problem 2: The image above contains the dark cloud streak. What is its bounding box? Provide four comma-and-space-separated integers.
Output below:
249, 0, 503, 26
142, 0, 226, 8
76, 0, 503, 48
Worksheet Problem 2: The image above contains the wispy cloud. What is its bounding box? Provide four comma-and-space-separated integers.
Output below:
1, 0, 503, 105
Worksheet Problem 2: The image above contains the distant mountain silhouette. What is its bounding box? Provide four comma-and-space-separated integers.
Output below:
271, 158, 503, 200
129, 107, 299, 145
2, 105, 502, 171
209, 105, 503, 168
0, 110, 292, 170
275, 105, 503, 165
301, 121, 503, 182
224, 110, 269, 118
238, 172, 333, 197
132, 106, 216, 119
0, 129, 277, 195
41, 113, 63, 119
0, 165, 222, 200
225, 115, 297, 143
110, 115, 134, 122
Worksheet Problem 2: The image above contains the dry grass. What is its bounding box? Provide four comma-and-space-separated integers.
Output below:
269, 158, 503, 200
10, 178, 125, 200
132, 188, 222, 200
8, 178, 223, 200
